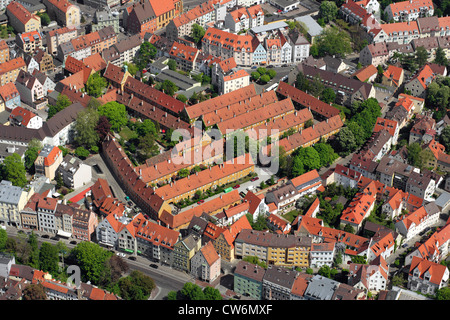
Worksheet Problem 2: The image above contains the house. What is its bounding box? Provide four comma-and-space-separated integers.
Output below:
91, 9, 120, 34
303, 274, 340, 300
409, 114, 436, 144
16, 30, 42, 54
0, 83, 20, 111
168, 41, 199, 72
395, 202, 441, 240
384, 0, 434, 22
95, 213, 129, 249
405, 220, 450, 265
0, 57, 27, 86
340, 191, 376, 233
46, 26, 78, 56
404, 63, 446, 98
6, 1, 41, 33
171, 233, 201, 272
9, 106, 42, 129
90, 178, 113, 209
234, 260, 265, 300
359, 42, 389, 67
265, 183, 299, 213
348, 256, 389, 294
289, 169, 322, 197
57, 154, 92, 190
294, 15, 323, 44
32, 70, 56, 96
0, 40, 9, 64
353, 64, 378, 83
213, 215, 252, 261
382, 65, 405, 87
190, 241, 221, 283
262, 265, 298, 300
224, 4, 264, 33
15, 69, 45, 109
101, 34, 142, 67
32, 48, 54, 73
0, 180, 31, 228
288, 32, 310, 63
43, 0, 80, 28
310, 242, 336, 268
34, 145, 63, 180
243, 191, 268, 222
373, 117, 400, 145
408, 256, 449, 295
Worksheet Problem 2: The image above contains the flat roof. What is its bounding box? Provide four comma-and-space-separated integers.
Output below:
250, 21, 288, 34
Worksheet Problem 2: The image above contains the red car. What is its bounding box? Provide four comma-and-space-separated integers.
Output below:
233, 184, 240, 189
251, 177, 259, 182
197, 200, 205, 204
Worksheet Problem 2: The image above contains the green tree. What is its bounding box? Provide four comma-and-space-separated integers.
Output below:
291, 155, 305, 177
191, 23, 206, 45
22, 283, 47, 300
313, 143, 338, 167
70, 242, 113, 285
251, 71, 260, 81
346, 121, 366, 148
319, 1, 338, 23
75, 106, 100, 148
296, 71, 309, 91
75, 146, 90, 159
37, 12, 51, 26
0, 228, 7, 251
98, 101, 128, 132
436, 287, 450, 300
39, 242, 59, 274
0, 153, 27, 187
407, 142, 422, 167
136, 133, 160, 163
267, 69, 276, 79
158, 79, 178, 96
136, 119, 157, 137
415, 46, 429, 69
296, 147, 321, 171
203, 286, 223, 300
116, 270, 155, 300
439, 126, 450, 151
86, 72, 107, 98
167, 59, 177, 71
320, 87, 336, 104
316, 26, 352, 58
435, 47, 449, 66
180, 282, 205, 300
176, 94, 188, 103
134, 42, 157, 70
335, 126, 357, 156
24, 139, 43, 172
47, 94, 72, 119
260, 74, 270, 84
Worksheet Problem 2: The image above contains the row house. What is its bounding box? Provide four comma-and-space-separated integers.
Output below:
340, 191, 376, 233
384, 0, 434, 22
190, 241, 221, 283
34, 144, 63, 180
9, 105, 42, 129
42, 0, 80, 28
359, 42, 389, 67
224, 4, 264, 33
0, 180, 32, 228
347, 256, 389, 294
168, 41, 200, 72
172, 233, 202, 273
234, 229, 312, 268
46, 26, 78, 56
0, 57, 26, 87
0, 40, 9, 64
395, 202, 441, 241
404, 63, 447, 99
33, 49, 55, 73
233, 260, 265, 299
408, 256, 449, 295
213, 215, 252, 261
15, 69, 45, 108
6, 1, 40, 33
405, 220, 450, 265
101, 34, 142, 67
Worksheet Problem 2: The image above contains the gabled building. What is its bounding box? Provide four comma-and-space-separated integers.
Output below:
395, 202, 441, 240
43, 0, 80, 28
6, 1, 41, 33
384, 0, 434, 22
348, 256, 389, 294
190, 241, 221, 283
408, 256, 449, 295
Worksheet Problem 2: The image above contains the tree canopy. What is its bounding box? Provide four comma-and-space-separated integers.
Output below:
315, 26, 352, 58
0, 153, 27, 187
98, 101, 128, 132
86, 72, 107, 98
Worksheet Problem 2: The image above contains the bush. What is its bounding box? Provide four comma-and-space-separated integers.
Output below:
75, 147, 90, 159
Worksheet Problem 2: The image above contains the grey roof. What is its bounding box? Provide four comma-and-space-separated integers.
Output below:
295, 15, 323, 37
0, 180, 23, 205
155, 69, 200, 91
40, 102, 84, 138
262, 265, 298, 290
234, 260, 265, 282
58, 41, 75, 56
304, 275, 340, 300
434, 192, 450, 209
250, 21, 288, 34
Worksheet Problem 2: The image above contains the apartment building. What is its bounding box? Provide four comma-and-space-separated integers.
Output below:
46, 26, 78, 56
57, 154, 92, 190
6, 1, 41, 33
0, 40, 9, 64
34, 144, 63, 180
190, 241, 221, 283
43, 0, 80, 28
0, 57, 26, 86
0, 180, 31, 228
384, 0, 434, 22
224, 4, 264, 33
168, 41, 199, 72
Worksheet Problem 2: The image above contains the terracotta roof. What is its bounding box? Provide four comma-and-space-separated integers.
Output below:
148, 0, 174, 16
0, 57, 26, 75
383, 65, 404, 87
38, 197, 58, 211
373, 117, 398, 138
185, 84, 257, 120
200, 241, 220, 266
9, 106, 37, 126
6, 1, 39, 25
43, 146, 62, 166
169, 41, 199, 63
0, 82, 19, 102
409, 256, 448, 285
46, 0, 78, 14
353, 64, 377, 82
341, 192, 376, 226
202, 27, 254, 53
276, 81, 340, 119
218, 57, 237, 73
387, 0, 433, 17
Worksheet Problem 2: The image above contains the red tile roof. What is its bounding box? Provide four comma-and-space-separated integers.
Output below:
6, 1, 39, 25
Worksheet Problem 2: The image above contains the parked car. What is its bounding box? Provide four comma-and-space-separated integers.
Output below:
150, 264, 159, 269
233, 184, 240, 189
70, 241, 77, 245
42, 234, 49, 238
197, 199, 205, 204
251, 177, 259, 182
128, 256, 137, 261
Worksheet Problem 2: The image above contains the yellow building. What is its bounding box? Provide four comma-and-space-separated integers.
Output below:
0, 57, 27, 86
6, 1, 41, 33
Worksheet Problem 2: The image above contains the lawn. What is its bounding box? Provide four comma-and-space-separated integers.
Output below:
119, 126, 137, 140
282, 209, 300, 223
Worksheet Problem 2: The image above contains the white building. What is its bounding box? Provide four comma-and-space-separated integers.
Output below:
395, 202, 441, 241
57, 154, 92, 190
310, 242, 336, 268
0, 180, 31, 228
384, 0, 434, 22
